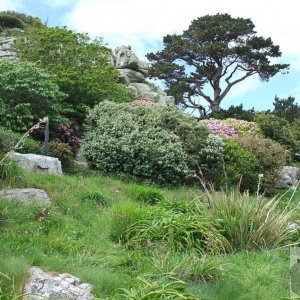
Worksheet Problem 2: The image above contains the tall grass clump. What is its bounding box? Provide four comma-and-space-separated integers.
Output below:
206, 189, 294, 251
125, 199, 230, 253
125, 184, 165, 204
111, 275, 199, 300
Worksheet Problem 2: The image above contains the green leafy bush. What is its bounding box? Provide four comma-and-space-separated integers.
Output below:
236, 135, 290, 193
221, 139, 262, 192
0, 127, 40, 155
207, 189, 294, 251
0, 60, 67, 132
255, 113, 298, 153
0, 15, 24, 29
81, 102, 217, 184
125, 184, 165, 204
0, 11, 44, 28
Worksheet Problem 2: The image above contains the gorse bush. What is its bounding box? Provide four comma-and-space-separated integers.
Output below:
82, 102, 217, 184
207, 189, 294, 251
221, 139, 262, 192
255, 113, 299, 153
236, 135, 290, 193
0, 15, 24, 29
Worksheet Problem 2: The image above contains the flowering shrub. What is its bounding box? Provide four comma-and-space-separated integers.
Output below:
56, 123, 80, 154
81, 101, 216, 184
128, 97, 157, 107
200, 118, 260, 138
200, 119, 237, 138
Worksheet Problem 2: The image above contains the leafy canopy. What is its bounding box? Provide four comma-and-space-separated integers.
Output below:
16, 26, 133, 125
0, 60, 67, 133
147, 13, 289, 116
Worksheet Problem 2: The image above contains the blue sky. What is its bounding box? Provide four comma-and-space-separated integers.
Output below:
1, 0, 299, 111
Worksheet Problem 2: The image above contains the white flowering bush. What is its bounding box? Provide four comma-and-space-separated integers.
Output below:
81, 102, 221, 184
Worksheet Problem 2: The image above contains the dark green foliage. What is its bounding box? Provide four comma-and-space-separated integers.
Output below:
222, 139, 262, 192
80, 190, 112, 207
209, 104, 255, 121
147, 13, 288, 116
16, 26, 133, 126
48, 140, 74, 170
0, 127, 40, 155
0, 15, 24, 29
237, 135, 290, 193
125, 184, 164, 204
0, 60, 67, 133
255, 113, 299, 153
273, 96, 300, 123
0, 11, 44, 28
81, 102, 216, 185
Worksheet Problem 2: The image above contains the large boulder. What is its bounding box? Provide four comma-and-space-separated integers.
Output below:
23, 267, 94, 300
114, 45, 149, 75
275, 166, 300, 188
0, 188, 51, 206
8, 152, 62, 174
118, 68, 145, 84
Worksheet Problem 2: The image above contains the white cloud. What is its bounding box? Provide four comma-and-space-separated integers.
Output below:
64, 0, 300, 61
0, 0, 23, 11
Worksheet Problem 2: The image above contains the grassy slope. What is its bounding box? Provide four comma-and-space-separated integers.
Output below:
0, 171, 295, 299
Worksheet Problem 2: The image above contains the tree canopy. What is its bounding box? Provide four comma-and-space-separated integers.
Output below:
147, 13, 289, 116
16, 26, 133, 125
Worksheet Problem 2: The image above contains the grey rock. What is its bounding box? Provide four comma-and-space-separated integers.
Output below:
158, 95, 175, 106
8, 152, 62, 175
0, 37, 16, 59
114, 45, 149, 75
118, 68, 145, 84
23, 267, 94, 300
288, 222, 299, 231
0, 188, 51, 206
275, 166, 300, 189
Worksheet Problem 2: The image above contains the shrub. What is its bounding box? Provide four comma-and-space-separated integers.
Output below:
0, 127, 40, 155
48, 140, 75, 170
0, 60, 67, 133
221, 139, 262, 192
209, 104, 255, 121
125, 184, 165, 204
82, 102, 216, 185
56, 123, 80, 155
0, 11, 44, 28
255, 113, 298, 153
80, 190, 111, 207
0, 15, 24, 29
207, 189, 294, 251
125, 199, 230, 253
236, 135, 290, 193
199, 118, 237, 138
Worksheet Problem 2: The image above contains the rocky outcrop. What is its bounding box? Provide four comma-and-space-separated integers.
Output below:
8, 152, 62, 175
0, 188, 51, 206
0, 37, 16, 59
275, 166, 300, 188
113, 45, 175, 106
23, 267, 94, 300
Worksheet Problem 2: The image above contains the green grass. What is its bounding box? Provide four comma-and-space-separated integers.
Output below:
0, 171, 296, 299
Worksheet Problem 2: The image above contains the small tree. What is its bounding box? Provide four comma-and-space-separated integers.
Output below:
16, 26, 133, 125
273, 96, 300, 123
147, 13, 289, 116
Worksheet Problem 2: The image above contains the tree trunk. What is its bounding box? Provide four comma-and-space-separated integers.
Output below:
211, 102, 220, 113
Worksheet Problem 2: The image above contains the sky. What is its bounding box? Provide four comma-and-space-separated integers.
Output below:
1, 0, 299, 111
